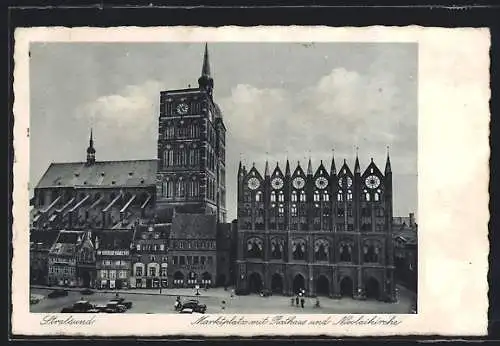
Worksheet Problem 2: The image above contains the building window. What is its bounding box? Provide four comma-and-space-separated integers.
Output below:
366, 193, 371, 201
201, 256, 206, 265
339, 243, 352, 262
291, 204, 298, 217
255, 191, 262, 202
270, 239, 284, 259
180, 256, 185, 265
291, 191, 298, 202
270, 191, 276, 202
314, 191, 320, 202
337, 191, 343, 201
323, 191, 329, 201
364, 244, 380, 263
160, 244, 165, 251
292, 239, 306, 260
314, 240, 328, 261
148, 267, 156, 277
278, 191, 284, 202
193, 256, 199, 265
374, 192, 380, 201
347, 190, 353, 201
300, 191, 306, 202
247, 237, 264, 258
278, 205, 284, 217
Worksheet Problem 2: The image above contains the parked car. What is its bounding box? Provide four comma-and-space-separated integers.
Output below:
109, 297, 133, 309
179, 307, 194, 314
181, 299, 207, 314
59, 300, 95, 313
80, 289, 94, 295
47, 289, 68, 299
91, 304, 108, 313
260, 289, 272, 297
104, 301, 127, 313
30, 295, 42, 305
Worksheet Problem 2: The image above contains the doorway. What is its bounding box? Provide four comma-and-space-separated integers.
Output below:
316, 275, 330, 296
271, 273, 284, 294
340, 276, 354, 297
292, 274, 305, 295
248, 272, 263, 293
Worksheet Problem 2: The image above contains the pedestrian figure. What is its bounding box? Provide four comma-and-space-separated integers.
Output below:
295, 295, 299, 307
221, 300, 226, 311
315, 297, 320, 308
300, 297, 305, 308
231, 289, 235, 298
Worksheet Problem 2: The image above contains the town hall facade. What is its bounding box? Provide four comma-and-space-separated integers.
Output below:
235, 154, 396, 301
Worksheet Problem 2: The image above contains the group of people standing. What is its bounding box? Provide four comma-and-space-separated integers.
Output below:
291, 289, 321, 309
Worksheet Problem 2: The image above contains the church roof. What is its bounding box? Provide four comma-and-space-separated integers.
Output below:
95, 229, 135, 250
49, 230, 84, 256
170, 213, 217, 240
36, 159, 157, 189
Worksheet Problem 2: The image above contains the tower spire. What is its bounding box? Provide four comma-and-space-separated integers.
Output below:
264, 153, 270, 177
385, 146, 392, 174
285, 157, 291, 176
354, 146, 360, 174
330, 148, 336, 175
198, 43, 214, 96
307, 156, 313, 176
86, 128, 96, 165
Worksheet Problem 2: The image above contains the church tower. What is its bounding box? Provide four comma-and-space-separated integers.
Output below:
86, 128, 96, 166
156, 44, 227, 223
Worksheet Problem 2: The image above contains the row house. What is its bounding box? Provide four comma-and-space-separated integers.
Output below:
47, 231, 85, 286
130, 223, 170, 289
30, 230, 60, 285
95, 230, 135, 289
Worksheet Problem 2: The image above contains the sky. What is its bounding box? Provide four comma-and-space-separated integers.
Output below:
29, 42, 418, 222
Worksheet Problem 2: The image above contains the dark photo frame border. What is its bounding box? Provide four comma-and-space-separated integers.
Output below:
6, 1, 500, 343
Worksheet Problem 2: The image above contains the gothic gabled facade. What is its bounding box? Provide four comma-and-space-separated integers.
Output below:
156, 44, 227, 223
236, 152, 396, 302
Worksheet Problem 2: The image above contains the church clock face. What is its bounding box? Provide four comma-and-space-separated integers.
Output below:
271, 177, 284, 190
338, 176, 353, 188
365, 175, 381, 189
315, 177, 328, 190
176, 103, 189, 115
292, 177, 305, 190
247, 177, 260, 190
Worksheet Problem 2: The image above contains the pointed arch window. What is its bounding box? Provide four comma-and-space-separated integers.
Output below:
255, 191, 262, 202
291, 204, 298, 217
337, 190, 343, 202
300, 191, 306, 202
270, 191, 276, 202
339, 242, 352, 262
278, 191, 284, 202
366, 193, 371, 201
292, 239, 307, 260
163, 179, 173, 198
291, 191, 298, 202
374, 192, 380, 201
347, 190, 353, 201
270, 239, 284, 259
176, 178, 185, 198
314, 239, 329, 261
278, 204, 284, 217
323, 191, 330, 201
246, 237, 263, 258
314, 190, 320, 202
363, 243, 380, 263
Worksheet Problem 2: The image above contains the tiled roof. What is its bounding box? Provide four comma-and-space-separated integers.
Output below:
95, 229, 135, 250
36, 160, 157, 189
170, 213, 217, 240
393, 228, 418, 245
30, 230, 60, 250
50, 230, 84, 256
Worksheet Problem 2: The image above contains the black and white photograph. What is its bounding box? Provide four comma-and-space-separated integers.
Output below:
12, 26, 489, 337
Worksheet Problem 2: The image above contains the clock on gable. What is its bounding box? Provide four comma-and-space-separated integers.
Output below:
292, 177, 305, 190
247, 177, 260, 190
315, 177, 328, 190
365, 175, 381, 189
176, 103, 189, 115
271, 177, 284, 190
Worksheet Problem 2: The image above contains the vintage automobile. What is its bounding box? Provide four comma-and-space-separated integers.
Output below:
104, 301, 127, 313
109, 297, 133, 309
260, 289, 272, 297
60, 300, 95, 313
47, 289, 68, 299
181, 299, 207, 314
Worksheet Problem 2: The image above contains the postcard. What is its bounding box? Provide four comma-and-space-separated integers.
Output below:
12, 25, 490, 337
